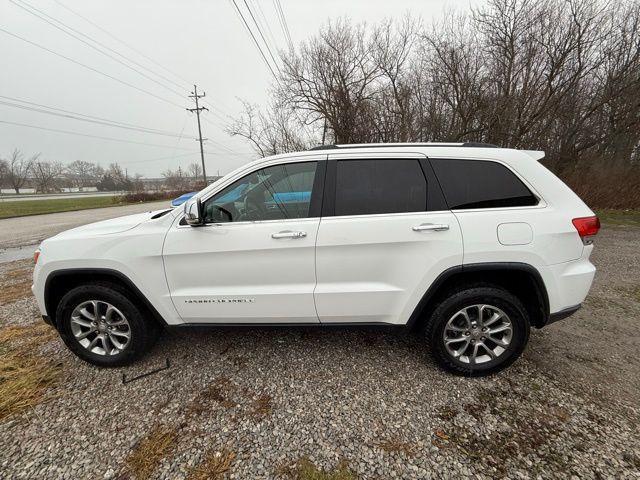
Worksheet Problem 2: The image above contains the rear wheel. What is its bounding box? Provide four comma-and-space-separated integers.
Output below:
56, 284, 159, 367
425, 286, 530, 376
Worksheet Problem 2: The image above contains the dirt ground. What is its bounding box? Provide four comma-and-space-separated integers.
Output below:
0, 223, 638, 479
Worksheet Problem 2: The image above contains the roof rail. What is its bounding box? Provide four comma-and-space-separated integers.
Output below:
308, 142, 499, 151
460, 142, 498, 148
308, 145, 339, 150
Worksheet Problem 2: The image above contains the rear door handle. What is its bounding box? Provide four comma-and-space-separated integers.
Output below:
271, 230, 307, 239
412, 223, 449, 232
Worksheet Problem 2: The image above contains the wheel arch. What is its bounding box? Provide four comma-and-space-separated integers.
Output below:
407, 262, 550, 330
44, 268, 168, 329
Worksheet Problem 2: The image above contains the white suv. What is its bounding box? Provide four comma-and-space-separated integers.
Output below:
32, 143, 600, 375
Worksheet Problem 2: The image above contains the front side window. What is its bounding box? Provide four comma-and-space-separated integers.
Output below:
203, 162, 317, 223
334, 159, 428, 216
430, 159, 538, 210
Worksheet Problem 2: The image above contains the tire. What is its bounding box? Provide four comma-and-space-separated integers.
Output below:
425, 285, 530, 376
56, 283, 159, 367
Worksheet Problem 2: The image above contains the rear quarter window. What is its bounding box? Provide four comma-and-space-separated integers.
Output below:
430, 159, 538, 210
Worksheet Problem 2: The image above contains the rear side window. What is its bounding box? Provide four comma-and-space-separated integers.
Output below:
430, 159, 538, 210
335, 159, 427, 216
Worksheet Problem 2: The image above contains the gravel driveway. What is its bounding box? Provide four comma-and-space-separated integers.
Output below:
0, 224, 639, 479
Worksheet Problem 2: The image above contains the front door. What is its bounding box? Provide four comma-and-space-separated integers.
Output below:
163, 159, 324, 324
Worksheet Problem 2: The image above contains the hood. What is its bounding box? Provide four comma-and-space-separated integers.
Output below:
51, 209, 171, 240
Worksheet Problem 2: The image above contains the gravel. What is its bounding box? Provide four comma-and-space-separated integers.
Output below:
1, 224, 639, 479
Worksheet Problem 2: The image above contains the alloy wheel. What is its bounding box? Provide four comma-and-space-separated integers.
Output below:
70, 300, 131, 356
442, 304, 513, 365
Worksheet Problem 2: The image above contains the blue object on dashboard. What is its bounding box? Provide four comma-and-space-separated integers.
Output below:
171, 192, 197, 207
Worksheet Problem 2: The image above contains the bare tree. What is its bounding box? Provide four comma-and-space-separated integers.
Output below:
230, 0, 640, 175
187, 162, 202, 180
66, 160, 101, 191
0, 159, 8, 190
6, 149, 38, 194
107, 163, 131, 191
31, 160, 65, 193
228, 100, 310, 157
162, 167, 187, 190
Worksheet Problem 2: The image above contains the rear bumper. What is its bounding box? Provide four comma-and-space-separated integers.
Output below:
541, 258, 595, 314
546, 304, 581, 326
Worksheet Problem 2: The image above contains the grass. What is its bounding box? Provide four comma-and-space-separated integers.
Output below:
374, 438, 416, 456
0, 323, 62, 421
595, 209, 640, 226
0, 265, 33, 306
187, 448, 236, 480
0, 196, 129, 219
250, 393, 272, 418
124, 425, 179, 479
279, 458, 356, 480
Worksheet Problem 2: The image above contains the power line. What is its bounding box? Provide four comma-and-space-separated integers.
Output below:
242, 0, 280, 73
119, 152, 199, 165
252, 0, 280, 53
273, 0, 292, 48
0, 97, 198, 140
0, 120, 199, 150
229, 0, 278, 78
50, 0, 237, 123
52, 0, 193, 89
10, 0, 186, 99
0, 27, 185, 109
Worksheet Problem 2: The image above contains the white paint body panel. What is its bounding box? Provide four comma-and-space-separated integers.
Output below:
162, 217, 320, 324
32, 144, 598, 327
314, 211, 462, 324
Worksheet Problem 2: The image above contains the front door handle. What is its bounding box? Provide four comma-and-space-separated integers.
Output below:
412, 223, 449, 232
271, 230, 307, 239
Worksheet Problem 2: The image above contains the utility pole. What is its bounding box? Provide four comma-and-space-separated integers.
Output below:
187, 85, 208, 185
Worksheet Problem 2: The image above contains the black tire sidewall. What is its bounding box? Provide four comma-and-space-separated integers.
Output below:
428, 287, 530, 376
57, 284, 151, 367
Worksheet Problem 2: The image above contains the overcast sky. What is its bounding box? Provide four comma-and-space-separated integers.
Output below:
1, 0, 483, 177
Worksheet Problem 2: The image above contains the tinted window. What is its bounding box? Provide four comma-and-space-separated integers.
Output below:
335, 159, 427, 216
203, 162, 317, 223
431, 159, 538, 210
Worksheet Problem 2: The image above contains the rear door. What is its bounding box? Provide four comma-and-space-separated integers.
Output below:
314, 152, 463, 325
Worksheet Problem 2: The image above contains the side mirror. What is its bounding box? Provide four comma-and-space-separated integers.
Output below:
184, 197, 203, 226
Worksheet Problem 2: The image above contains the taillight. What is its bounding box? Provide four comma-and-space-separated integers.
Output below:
34, 249, 40, 264
572, 216, 600, 245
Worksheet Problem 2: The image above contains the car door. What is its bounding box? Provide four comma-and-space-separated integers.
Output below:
163, 157, 325, 324
314, 152, 463, 324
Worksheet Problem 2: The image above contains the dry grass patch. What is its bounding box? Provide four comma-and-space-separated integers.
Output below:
123, 425, 179, 479
250, 392, 272, 418
0, 266, 33, 306
187, 377, 237, 417
0, 323, 62, 421
279, 458, 356, 480
187, 448, 236, 480
374, 438, 416, 456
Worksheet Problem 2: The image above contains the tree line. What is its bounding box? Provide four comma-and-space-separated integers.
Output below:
229, 0, 640, 180
0, 148, 205, 194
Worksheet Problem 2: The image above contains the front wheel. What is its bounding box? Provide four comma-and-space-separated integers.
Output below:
425, 286, 530, 376
56, 284, 159, 367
